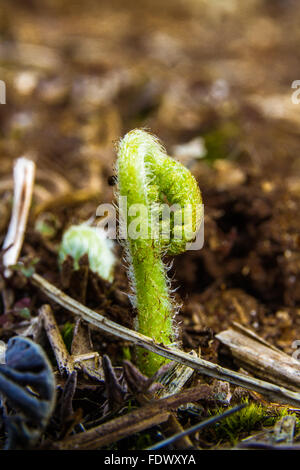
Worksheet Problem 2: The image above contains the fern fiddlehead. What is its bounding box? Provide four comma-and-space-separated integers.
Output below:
117, 129, 203, 375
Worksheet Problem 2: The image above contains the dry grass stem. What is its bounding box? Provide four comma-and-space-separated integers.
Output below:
3, 157, 35, 277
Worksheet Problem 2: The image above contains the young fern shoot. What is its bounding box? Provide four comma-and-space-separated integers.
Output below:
117, 129, 203, 376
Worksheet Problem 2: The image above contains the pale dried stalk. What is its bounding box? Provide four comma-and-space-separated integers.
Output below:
39, 304, 74, 376
231, 322, 292, 357
0, 341, 6, 364
216, 327, 300, 392
156, 351, 196, 398
3, 157, 35, 278
71, 319, 104, 382
272, 415, 296, 444
72, 352, 100, 363
31, 272, 300, 407
155, 352, 197, 449
237, 415, 297, 449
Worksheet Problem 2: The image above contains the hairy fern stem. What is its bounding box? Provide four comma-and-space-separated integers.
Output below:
117, 129, 202, 375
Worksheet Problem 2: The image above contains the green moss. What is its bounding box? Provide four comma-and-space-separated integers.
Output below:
208, 400, 298, 446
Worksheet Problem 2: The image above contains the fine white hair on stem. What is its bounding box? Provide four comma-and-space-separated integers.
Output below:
115, 128, 203, 373
2, 157, 36, 278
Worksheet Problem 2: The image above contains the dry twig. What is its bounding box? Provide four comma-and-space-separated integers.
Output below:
216, 325, 300, 392
39, 304, 74, 376
51, 386, 212, 450
31, 273, 300, 407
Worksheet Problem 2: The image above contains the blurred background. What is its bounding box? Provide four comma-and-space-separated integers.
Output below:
1, 0, 300, 355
